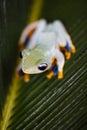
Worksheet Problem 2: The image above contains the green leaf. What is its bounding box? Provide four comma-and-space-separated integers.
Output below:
0, 0, 87, 130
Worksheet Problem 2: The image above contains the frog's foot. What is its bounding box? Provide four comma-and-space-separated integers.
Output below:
71, 44, 76, 53
58, 71, 63, 79
59, 45, 71, 59
65, 51, 71, 60
24, 74, 30, 82
46, 71, 54, 79
15, 71, 20, 78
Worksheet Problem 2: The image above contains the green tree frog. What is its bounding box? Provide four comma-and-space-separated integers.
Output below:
16, 19, 76, 82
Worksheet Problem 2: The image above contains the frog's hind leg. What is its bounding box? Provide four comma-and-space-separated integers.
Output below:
65, 42, 76, 59
19, 27, 36, 51
71, 44, 76, 53
65, 42, 72, 59
59, 43, 71, 60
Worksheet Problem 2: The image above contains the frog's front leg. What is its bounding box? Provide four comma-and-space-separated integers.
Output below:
55, 49, 65, 79
46, 57, 57, 79
47, 50, 65, 79
16, 64, 30, 82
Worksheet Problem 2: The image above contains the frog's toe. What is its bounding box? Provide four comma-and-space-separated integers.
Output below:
15, 71, 20, 78
65, 51, 71, 59
71, 45, 76, 53
58, 71, 63, 79
46, 72, 54, 79
24, 74, 30, 82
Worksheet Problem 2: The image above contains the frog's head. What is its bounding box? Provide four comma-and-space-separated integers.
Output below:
22, 46, 52, 74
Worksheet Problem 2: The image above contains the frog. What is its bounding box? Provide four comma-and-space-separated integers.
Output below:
16, 19, 76, 82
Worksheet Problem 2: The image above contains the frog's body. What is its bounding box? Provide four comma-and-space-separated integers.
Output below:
22, 32, 65, 77
16, 19, 76, 81
19, 19, 76, 54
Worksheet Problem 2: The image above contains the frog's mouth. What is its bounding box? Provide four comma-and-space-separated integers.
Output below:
22, 64, 49, 74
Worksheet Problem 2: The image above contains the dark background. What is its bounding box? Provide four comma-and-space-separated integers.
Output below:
0, 0, 87, 129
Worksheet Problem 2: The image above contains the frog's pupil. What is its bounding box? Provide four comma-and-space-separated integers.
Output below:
38, 63, 48, 71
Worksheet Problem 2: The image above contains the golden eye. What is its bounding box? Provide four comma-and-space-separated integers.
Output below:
38, 63, 48, 71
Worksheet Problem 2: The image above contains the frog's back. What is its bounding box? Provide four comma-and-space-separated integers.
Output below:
37, 32, 57, 49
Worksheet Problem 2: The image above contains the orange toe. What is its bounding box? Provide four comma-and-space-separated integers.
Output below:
46, 72, 54, 79
58, 71, 63, 79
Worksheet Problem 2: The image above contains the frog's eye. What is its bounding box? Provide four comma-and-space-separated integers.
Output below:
20, 51, 23, 58
38, 63, 48, 71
